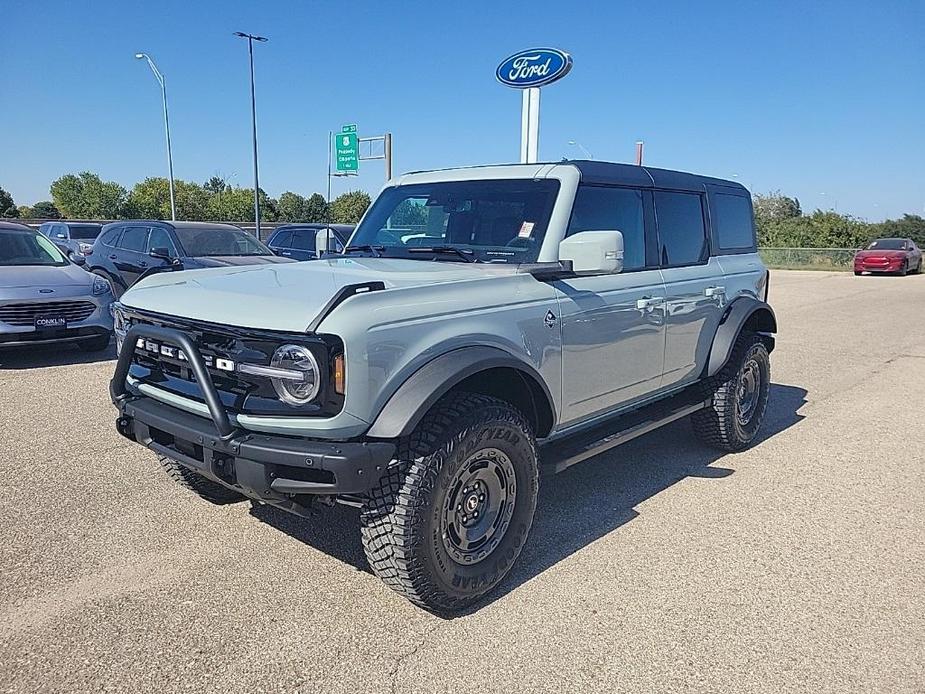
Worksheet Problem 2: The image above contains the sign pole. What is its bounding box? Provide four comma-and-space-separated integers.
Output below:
326, 130, 332, 204
527, 87, 540, 163
384, 133, 393, 181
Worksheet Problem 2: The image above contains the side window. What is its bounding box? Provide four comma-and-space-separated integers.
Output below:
712, 193, 755, 251
39, 224, 51, 237
290, 229, 316, 252
271, 229, 293, 248
654, 191, 707, 267
147, 227, 177, 256
566, 186, 646, 271
118, 226, 149, 253
100, 227, 122, 247
51, 224, 68, 239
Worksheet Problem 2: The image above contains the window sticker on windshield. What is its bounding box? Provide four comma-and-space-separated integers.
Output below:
518, 221, 535, 238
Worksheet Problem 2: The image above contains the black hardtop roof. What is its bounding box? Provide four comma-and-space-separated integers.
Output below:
566, 160, 747, 193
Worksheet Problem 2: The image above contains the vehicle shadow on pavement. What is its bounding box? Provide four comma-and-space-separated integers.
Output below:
0, 342, 116, 369
246, 382, 808, 616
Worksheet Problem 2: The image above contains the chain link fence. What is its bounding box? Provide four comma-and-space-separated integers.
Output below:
759, 247, 858, 271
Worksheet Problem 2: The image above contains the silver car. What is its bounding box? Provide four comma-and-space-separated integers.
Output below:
0, 221, 113, 351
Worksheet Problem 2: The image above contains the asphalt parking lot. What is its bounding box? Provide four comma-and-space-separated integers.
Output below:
1, 269, 923, 693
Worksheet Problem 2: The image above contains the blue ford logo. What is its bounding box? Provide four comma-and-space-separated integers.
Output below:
496, 48, 572, 89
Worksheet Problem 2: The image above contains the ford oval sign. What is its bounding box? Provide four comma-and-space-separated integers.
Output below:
496, 48, 572, 89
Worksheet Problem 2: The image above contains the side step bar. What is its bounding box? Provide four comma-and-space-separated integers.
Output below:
541, 397, 711, 474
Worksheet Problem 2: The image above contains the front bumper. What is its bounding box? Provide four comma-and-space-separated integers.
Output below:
111, 323, 394, 504
0, 296, 113, 347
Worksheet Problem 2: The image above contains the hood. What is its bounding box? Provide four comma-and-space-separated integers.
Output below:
0, 263, 93, 289
121, 257, 518, 333
187, 254, 295, 268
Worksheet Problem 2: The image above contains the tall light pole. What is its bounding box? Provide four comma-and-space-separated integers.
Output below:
234, 31, 268, 239
134, 53, 176, 220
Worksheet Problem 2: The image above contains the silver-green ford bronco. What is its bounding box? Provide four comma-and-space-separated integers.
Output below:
110, 161, 775, 613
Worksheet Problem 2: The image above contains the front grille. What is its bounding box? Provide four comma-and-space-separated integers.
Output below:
0, 301, 96, 326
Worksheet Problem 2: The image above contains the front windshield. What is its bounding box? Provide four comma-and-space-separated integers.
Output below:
347, 179, 560, 263
173, 227, 272, 257
0, 230, 68, 267
867, 239, 905, 250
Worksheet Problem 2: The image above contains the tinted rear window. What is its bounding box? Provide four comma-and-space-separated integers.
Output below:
118, 226, 149, 252
68, 224, 102, 240
712, 194, 755, 250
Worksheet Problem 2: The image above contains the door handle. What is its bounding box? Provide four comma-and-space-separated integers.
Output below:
139, 261, 147, 267
636, 296, 665, 310
704, 286, 726, 298
108, 254, 117, 260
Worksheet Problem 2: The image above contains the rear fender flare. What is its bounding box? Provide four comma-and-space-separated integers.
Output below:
706, 297, 777, 377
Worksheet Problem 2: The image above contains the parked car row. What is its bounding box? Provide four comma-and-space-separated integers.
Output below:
2, 219, 355, 353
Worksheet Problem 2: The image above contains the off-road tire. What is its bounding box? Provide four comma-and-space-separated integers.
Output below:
76, 334, 111, 352
692, 332, 771, 452
360, 392, 539, 613
158, 455, 246, 504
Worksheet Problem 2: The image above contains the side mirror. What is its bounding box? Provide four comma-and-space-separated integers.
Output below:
149, 247, 174, 261
70, 254, 86, 266
315, 228, 341, 257
558, 230, 624, 275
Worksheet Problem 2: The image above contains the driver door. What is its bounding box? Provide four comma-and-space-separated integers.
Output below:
555, 185, 666, 426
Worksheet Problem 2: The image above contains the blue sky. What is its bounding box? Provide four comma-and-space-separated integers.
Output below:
2, 0, 923, 220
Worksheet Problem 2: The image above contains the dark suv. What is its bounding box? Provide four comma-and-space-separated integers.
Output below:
39, 221, 103, 262
86, 221, 293, 297
266, 223, 352, 261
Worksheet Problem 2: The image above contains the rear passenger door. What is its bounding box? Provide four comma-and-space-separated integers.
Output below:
655, 190, 725, 390
112, 225, 151, 286
555, 185, 667, 425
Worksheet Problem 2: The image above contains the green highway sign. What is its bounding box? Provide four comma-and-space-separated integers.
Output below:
335, 129, 358, 172
342, 124, 357, 133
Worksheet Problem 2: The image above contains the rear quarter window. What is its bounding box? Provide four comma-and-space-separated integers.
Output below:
712, 193, 756, 251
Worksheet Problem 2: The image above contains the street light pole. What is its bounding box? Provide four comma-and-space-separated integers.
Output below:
134, 53, 176, 221
568, 140, 594, 159
234, 31, 268, 239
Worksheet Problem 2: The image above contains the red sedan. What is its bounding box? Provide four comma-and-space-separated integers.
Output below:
854, 238, 922, 276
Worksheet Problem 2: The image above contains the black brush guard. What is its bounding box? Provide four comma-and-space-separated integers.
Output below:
110, 324, 394, 502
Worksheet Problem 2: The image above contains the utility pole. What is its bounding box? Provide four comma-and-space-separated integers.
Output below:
234, 31, 268, 238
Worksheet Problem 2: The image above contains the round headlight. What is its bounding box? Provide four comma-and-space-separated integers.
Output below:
270, 344, 320, 405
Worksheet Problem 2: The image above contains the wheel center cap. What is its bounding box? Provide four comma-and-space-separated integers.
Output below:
465, 494, 479, 513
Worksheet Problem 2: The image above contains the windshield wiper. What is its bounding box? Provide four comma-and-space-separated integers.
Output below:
407, 246, 475, 263
343, 244, 385, 257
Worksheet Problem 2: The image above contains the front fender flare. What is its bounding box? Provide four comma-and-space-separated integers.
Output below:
706, 297, 777, 377
365, 346, 555, 439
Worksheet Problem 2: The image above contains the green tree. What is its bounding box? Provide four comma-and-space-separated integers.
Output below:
30, 201, 61, 219
0, 186, 19, 217
871, 214, 925, 247
305, 193, 328, 223
206, 187, 277, 222
753, 191, 802, 221
330, 190, 371, 224
203, 176, 228, 195
50, 172, 129, 219
277, 191, 308, 222
17, 205, 34, 218
128, 177, 210, 220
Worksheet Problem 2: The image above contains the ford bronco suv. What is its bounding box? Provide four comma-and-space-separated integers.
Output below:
110, 161, 775, 613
